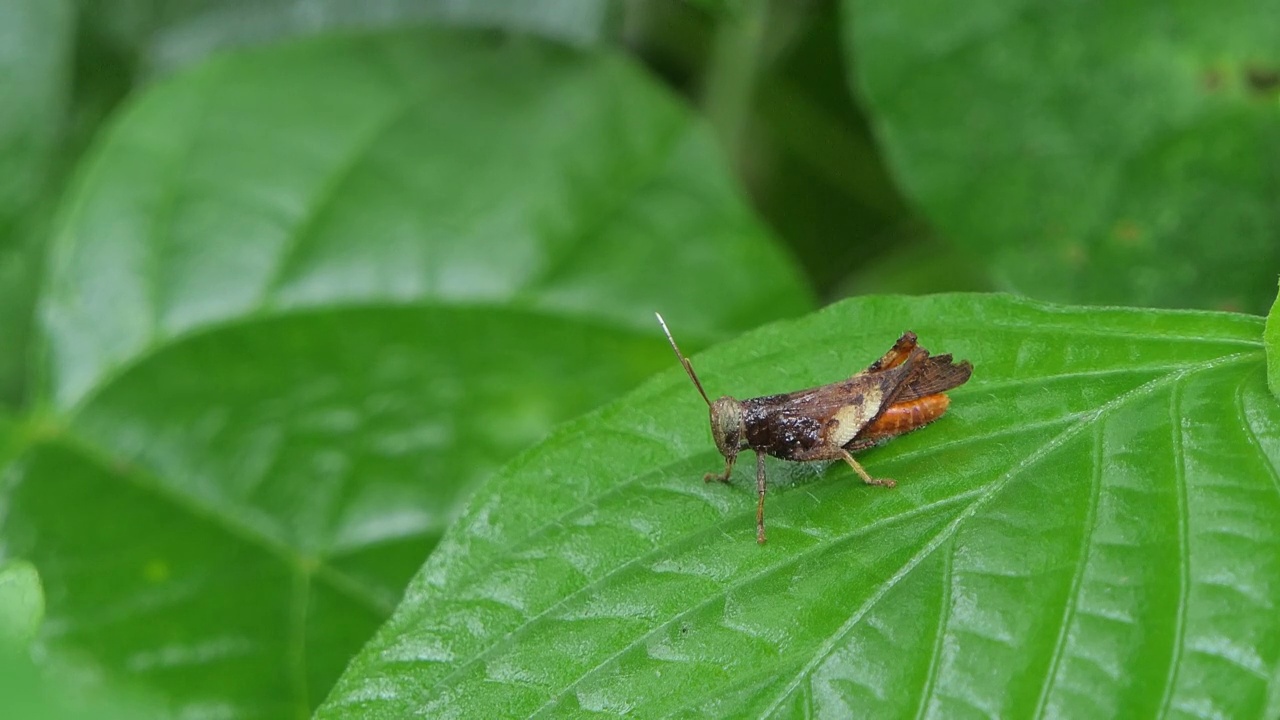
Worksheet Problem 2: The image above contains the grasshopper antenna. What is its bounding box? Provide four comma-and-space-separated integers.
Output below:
655, 312, 711, 406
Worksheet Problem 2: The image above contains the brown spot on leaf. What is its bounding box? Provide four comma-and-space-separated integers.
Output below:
1245, 65, 1280, 95
1062, 242, 1088, 268
1202, 68, 1224, 92
1112, 220, 1144, 247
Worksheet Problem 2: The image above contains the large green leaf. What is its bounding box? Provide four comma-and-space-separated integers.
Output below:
0, 0, 71, 239
5, 29, 809, 717
318, 293, 1280, 718
843, 1, 1280, 313
0, 0, 73, 406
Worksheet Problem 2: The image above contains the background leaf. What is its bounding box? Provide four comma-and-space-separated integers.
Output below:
318, 293, 1280, 718
0, 409, 16, 467
655, 0, 933, 300
0, 0, 637, 413
4, 29, 810, 717
0, 650, 154, 720
0, 0, 73, 407
79, 0, 618, 83
0, 558, 42, 644
843, 0, 1280, 313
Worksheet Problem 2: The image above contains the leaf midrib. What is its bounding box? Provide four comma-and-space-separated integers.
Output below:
35, 425, 398, 617
1156, 378, 1190, 719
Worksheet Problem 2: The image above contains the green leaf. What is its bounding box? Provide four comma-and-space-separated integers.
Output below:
7, 29, 809, 717
0, 410, 16, 467
0, 559, 43, 645
843, 1, 1280, 313
318, 293, 1280, 718
832, 234, 993, 298
81, 0, 618, 81
0, 649, 156, 720
0, 0, 74, 406
1267, 277, 1280, 400
683, 0, 749, 16
0, 0, 71, 236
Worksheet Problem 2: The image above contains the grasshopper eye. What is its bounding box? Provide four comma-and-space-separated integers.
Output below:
709, 397, 744, 459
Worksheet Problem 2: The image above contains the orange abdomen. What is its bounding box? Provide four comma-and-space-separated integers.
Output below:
860, 393, 950, 441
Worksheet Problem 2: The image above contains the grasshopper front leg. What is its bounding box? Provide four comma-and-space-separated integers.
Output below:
704, 453, 735, 484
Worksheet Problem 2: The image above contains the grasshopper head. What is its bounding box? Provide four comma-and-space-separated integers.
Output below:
709, 396, 745, 460
655, 313, 745, 461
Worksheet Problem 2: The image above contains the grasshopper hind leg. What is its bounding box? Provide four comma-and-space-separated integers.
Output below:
838, 448, 896, 488
790, 444, 897, 488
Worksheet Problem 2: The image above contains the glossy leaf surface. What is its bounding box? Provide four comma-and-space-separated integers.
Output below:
319, 293, 1280, 718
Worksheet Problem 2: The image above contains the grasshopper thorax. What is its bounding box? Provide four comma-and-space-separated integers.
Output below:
710, 396, 745, 459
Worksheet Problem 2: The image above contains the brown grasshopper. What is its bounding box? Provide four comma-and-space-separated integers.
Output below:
656, 314, 972, 544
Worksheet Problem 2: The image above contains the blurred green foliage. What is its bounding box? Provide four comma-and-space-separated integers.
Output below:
0, 559, 42, 644
0, 0, 1277, 718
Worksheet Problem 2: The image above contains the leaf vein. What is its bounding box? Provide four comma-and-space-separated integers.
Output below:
912, 538, 954, 720
1233, 368, 1280, 505
44, 429, 395, 618
288, 567, 311, 720
1032, 419, 1104, 718
1157, 379, 1190, 718
259, 94, 416, 302
520, 491, 985, 718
